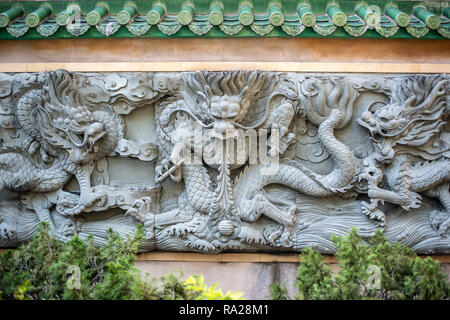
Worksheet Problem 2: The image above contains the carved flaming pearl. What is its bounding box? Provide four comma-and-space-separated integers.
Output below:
218, 220, 234, 236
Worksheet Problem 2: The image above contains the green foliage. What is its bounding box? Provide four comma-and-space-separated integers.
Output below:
0, 222, 243, 300
405, 257, 450, 300
294, 246, 338, 300
13, 280, 32, 300
0, 223, 64, 299
269, 282, 290, 300
331, 228, 377, 299
183, 275, 244, 300
271, 227, 449, 300
158, 271, 194, 300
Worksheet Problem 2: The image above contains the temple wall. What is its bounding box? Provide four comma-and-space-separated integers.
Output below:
1, 36, 449, 296
0, 38, 449, 67
134, 253, 450, 299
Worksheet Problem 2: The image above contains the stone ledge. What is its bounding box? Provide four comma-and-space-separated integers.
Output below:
2, 248, 449, 263
1, 62, 450, 73
137, 252, 308, 263
135, 252, 450, 263
2, 248, 449, 267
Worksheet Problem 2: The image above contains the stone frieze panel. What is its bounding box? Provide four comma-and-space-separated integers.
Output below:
0, 70, 448, 253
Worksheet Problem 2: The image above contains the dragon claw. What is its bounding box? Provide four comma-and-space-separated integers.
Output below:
287, 206, 297, 225
58, 204, 84, 216
50, 218, 77, 241
184, 236, 217, 252
429, 209, 450, 238
361, 201, 386, 228
56, 189, 107, 216
126, 197, 154, 224
262, 224, 293, 247
125, 197, 155, 239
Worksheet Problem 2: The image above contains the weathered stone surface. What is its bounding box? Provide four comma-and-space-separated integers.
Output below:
135, 260, 299, 300
0, 70, 448, 254
135, 259, 450, 299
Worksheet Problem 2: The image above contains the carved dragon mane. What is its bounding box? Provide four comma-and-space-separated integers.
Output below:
181, 71, 277, 126
1, 70, 123, 218
17, 70, 123, 164
359, 75, 447, 156
357, 75, 450, 237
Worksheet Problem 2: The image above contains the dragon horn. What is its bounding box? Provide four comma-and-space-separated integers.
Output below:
406, 79, 446, 114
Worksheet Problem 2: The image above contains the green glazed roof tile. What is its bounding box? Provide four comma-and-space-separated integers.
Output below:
438, 17, 450, 37
6, 18, 28, 38
0, 1, 448, 39
347, 15, 361, 23
284, 14, 299, 23
441, 18, 450, 28
127, 16, 151, 36
282, 23, 304, 36
66, 17, 89, 37
380, 18, 396, 28
346, 15, 366, 27
96, 16, 120, 37
36, 17, 59, 37
315, 14, 330, 23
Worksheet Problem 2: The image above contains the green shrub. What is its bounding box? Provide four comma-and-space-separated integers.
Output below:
269, 282, 290, 300
271, 228, 449, 300
294, 246, 339, 300
184, 275, 244, 300
0, 222, 243, 300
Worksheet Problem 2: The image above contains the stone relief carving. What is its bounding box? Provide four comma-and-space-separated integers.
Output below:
0, 70, 448, 254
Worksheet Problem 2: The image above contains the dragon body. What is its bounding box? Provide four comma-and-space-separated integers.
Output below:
358, 75, 450, 236
153, 72, 356, 246
0, 70, 122, 216
234, 109, 354, 224
0, 147, 71, 193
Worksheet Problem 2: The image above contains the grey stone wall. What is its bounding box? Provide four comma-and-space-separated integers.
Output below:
0, 71, 448, 254
135, 260, 450, 299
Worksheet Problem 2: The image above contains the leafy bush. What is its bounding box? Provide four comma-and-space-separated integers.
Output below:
0, 222, 243, 300
271, 228, 449, 300
269, 282, 290, 300
184, 275, 244, 300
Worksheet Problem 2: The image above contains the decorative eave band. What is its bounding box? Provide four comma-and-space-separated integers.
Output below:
0, 0, 449, 40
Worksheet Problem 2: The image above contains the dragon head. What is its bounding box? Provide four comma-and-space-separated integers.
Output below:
30, 70, 121, 164
37, 103, 108, 164
358, 76, 447, 150
53, 105, 105, 150
209, 94, 245, 120
359, 101, 410, 138
182, 71, 276, 124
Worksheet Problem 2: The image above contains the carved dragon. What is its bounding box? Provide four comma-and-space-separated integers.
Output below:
0, 70, 122, 218
0, 71, 447, 254
136, 72, 358, 250
358, 75, 450, 237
